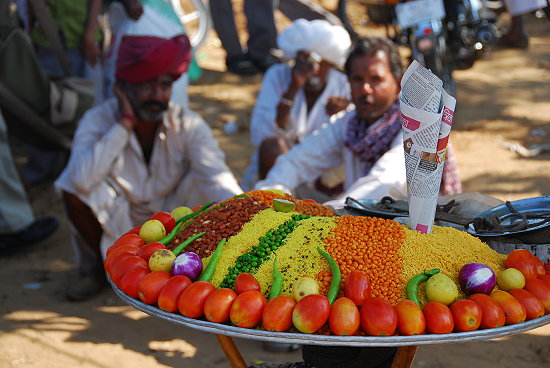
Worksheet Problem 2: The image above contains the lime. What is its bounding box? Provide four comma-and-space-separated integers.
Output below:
171, 206, 193, 222
272, 198, 295, 213
425, 273, 458, 305
496, 268, 525, 291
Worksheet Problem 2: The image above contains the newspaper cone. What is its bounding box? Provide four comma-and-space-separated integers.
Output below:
399, 61, 456, 233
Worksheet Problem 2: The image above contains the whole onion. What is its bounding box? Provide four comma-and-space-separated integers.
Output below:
458, 262, 496, 295
171, 252, 203, 280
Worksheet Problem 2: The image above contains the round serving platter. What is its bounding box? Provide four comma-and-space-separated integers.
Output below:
111, 281, 550, 347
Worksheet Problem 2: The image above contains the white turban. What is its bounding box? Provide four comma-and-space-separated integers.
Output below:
277, 19, 351, 68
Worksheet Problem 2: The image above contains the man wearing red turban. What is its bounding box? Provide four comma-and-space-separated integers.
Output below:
55, 35, 243, 301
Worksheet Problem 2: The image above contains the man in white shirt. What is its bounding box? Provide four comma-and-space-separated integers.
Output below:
255, 38, 462, 210
55, 34, 242, 300
242, 19, 352, 194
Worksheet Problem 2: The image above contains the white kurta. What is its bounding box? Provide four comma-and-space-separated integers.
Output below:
254, 111, 407, 208
55, 98, 242, 256
242, 63, 350, 190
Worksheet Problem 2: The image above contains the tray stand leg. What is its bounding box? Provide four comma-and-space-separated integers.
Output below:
215, 334, 248, 368
390, 345, 417, 368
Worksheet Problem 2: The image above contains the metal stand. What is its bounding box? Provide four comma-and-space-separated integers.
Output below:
215, 334, 418, 368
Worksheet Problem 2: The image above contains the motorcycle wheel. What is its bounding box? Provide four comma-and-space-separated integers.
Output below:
423, 38, 456, 95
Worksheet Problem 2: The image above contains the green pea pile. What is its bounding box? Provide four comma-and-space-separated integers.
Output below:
220, 214, 310, 288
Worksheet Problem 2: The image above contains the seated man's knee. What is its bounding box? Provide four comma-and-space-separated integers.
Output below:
258, 136, 291, 179
62, 191, 102, 243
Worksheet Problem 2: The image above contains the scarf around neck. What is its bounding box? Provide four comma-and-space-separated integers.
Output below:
344, 101, 401, 176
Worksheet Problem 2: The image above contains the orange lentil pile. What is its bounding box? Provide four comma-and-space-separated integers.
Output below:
323, 215, 406, 305
245, 190, 335, 217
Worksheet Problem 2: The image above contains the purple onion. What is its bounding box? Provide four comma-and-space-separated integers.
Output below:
458, 262, 496, 295
171, 252, 203, 281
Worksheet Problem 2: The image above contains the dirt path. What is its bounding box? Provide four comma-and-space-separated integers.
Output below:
0, 10, 549, 368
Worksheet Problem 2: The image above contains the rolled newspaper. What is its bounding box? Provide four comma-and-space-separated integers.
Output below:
399, 60, 456, 234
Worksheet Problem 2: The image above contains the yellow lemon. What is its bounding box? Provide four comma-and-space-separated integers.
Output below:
171, 206, 193, 222
148, 249, 176, 272
425, 273, 459, 305
496, 268, 526, 291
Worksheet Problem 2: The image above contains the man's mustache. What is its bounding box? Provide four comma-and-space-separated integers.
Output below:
140, 101, 168, 110
355, 94, 374, 105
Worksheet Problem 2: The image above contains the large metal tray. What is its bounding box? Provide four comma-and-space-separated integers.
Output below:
465, 196, 550, 237
111, 281, 550, 347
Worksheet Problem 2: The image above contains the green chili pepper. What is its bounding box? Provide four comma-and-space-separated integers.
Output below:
406, 268, 440, 306
199, 238, 226, 282
317, 247, 341, 304
269, 259, 283, 301
172, 232, 206, 256
159, 202, 215, 245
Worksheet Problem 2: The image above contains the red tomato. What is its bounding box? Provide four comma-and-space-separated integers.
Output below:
422, 301, 454, 334
112, 233, 144, 248
344, 271, 371, 306
230, 290, 267, 328
449, 299, 482, 332
490, 290, 527, 325
292, 294, 331, 334
328, 297, 360, 336
111, 255, 148, 286
538, 274, 550, 288
532, 257, 546, 277
158, 275, 192, 313
508, 288, 545, 320
468, 293, 505, 329
104, 250, 137, 276
360, 298, 398, 336
149, 212, 176, 233
106, 243, 139, 259
262, 295, 296, 332
523, 278, 550, 313
137, 271, 172, 305
395, 300, 425, 336
203, 288, 237, 323
544, 262, 550, 274
118, 266, 150, 298
136, 241, 166, 262
505, 249, 539, 280
234, 273, 261, 294
178, 281, 216, 318
124, 225, 142, 236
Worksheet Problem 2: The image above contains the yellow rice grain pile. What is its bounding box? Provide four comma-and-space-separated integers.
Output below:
400, 225, 506, 301
205, 208, 293, 287
254, 217, 337, 297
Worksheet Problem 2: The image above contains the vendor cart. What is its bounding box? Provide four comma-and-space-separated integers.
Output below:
110, 281, 550, 368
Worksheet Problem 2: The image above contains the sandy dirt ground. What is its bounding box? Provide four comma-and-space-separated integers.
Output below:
1, 7, 550, 368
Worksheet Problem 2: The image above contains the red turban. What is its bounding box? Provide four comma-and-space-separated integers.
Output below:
115, 34, 192, 84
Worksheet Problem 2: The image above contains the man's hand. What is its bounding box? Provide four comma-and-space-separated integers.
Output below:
120, 0, 144, 20
114, 83, 136, 130
291, 52, 320, 89
81, 32, 99, 66
325, 97, 350, 116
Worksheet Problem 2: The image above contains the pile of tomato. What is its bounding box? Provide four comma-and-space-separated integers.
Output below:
104, 211, 550, 337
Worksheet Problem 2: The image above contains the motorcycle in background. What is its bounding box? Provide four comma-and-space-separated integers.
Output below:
337, 0, 498, 94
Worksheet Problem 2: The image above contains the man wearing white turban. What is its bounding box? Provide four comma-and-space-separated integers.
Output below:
242, 19, 352, 198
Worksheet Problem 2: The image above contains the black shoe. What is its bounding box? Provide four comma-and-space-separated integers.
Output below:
262, 341, 301, 353
0, 217, 59, 256
66, 273, 108, 302
226, 54, 260, 76
253, 55, 280, 72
